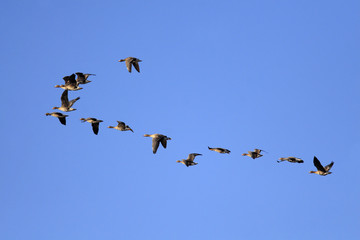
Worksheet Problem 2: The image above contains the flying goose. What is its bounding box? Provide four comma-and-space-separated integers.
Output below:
45, 112, 68, 125
80, 118, 103, 135
55, 74, 83, 91
309, 156, 334, 176
76, 72, 95, 84
278, 157, 304, 163
143, 134, 171, 154
108, 121, 134, 132
176, 153, 202, 167
118, 57, 142, 73
52, 90, 80, 112
208, 147, 231, 154
242, 149, 265, 159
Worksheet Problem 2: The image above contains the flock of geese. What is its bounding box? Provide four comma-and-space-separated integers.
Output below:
45, 57, 334, 176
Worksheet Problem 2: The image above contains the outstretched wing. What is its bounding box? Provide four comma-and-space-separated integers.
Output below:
313, 156, 326, 172
68, 97, 80, 108
160, 137, 167, 149
68, 74, 77, 85
84, 73, 96, 79
324, 161, 334, 171
60, 90, 69, 107
188, 153, 202, 161
132, 61, 140, 72
152, 138, 160, 154
125, 58, 132, 72
75, 72, 85, 80
91, 122, 100, 135
116, 121, 126, 129
126, 125, 134, 132
58, 117, 66, 125
63, 76, 70, 83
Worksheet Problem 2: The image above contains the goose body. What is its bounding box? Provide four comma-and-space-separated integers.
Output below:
278, 157, 303, 163
177, 153, 202, 167
108, 121, 134, 132
143, 133, 171, 154
76, 72, 95, 84
208, 147, 231, 154
55, 74, 83, 91
118, 57, 142, 73
309, 156, 334, 176
45, 112, 68, 125
80, 118, 103, 135
242, 149, 264, 159
52, 90, 80, 112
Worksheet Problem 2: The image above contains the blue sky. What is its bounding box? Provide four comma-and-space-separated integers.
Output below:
1, 0, 359, 239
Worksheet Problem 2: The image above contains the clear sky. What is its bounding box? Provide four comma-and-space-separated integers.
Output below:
1, 0, 359, 239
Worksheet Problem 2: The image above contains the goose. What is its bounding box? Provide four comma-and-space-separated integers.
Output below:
278, 157, 304, 163
45, 112, 68, 125
242, 149, 265, 159
208, 147, 231, 154
143, 134, 171, 154
177, 153, 202, 167
108, 121, 134, 132
52, 90, 80, 112
76, 72, 95, 84
118, 57, 142, 73
309, 156, 334, 176
80, 118, 103, 135
55, 74, 83, 91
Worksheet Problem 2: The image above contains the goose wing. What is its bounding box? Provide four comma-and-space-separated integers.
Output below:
68, 97, 80, 108
126, 125, 134, 132
188, 153, 202, 161
75, 72, 85, 83
91, 122, 100, 135
60, 90, 69, 107
125, 58, 132, 72
324, 161, 334, 171
84, 73, 96, 79
63, 75, 70, 83
132, 60, 140, 72
160, 136, 167, 148
152, 137, 161, 154
254, 149, 262, 154
67, 74, 77, 85
116, 121, 126, 129
58, 116, 66, 125
313, 156, 326, 172
76, 72, 85, 80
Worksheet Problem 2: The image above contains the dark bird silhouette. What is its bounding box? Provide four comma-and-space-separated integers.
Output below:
52, 90, 80, 112
309, 156, 334, 176
45, 112, 68, 125
55, 74, 82, 91
143, 134, 171, 154
80, 118, 103, 135
277, 157, 304, 163
108, 121, 134, 132
75, 72, 95, 84
118, 57, 142, 73
177, 153, 202, 167
242, 149, 265, 159
208, 147, 231, 154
